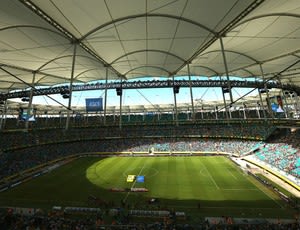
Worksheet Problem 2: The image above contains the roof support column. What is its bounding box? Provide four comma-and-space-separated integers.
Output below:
286, 91, 298, 118
25, 71, 36, 130
103, 66, 109, 125
187, 63, 195, 120
292, 92, 299, 117
219, 37, 233, 104
258, 88, 267, 119
0, 99, 7, 130
256, 102, 261, 119
243, 103, 247, 119
172, 76, 178, 126
215, 106, 218, 120
220, 76, 229, 122
65, 43, 77, 130
259, 64, 273, 118
118, 80, 123, 130
277, 76, 289, 118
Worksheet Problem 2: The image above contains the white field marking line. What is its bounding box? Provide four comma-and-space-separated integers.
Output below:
198, 167, 246, 190
123, 163, 146, 202
198, 206, 278, 210
256, 185, 285, 209
199, 168, 208, 176
157, 203, 279, 210
213, 157, 237, 180
0, 197, 86, 205
237, 173, 285, 209
199, 161, 220, 190
222, 188, 258, 191
227, 168, 238, 180
237, 168, 285, 209
93, 162, 111, 184
238, 167, 285, 209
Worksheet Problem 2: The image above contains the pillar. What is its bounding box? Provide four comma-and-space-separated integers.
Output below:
187, 63, 195, 120
219, 37, 233, 103
258, 88, 267, 119
25, 71, 36, 130
104, 66, 109, 125
259, 64, 273, 118
119, 80, 123, 130
172, 76, 178, 126
220, 77, 229, 121
243, 103, 247, 119
0, 99, 7, 130
65, 43, 77, 130
257, 102, 261, 119
277, 76, 289, 118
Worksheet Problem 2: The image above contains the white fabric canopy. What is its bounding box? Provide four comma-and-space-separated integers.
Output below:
0, 0, 299, 93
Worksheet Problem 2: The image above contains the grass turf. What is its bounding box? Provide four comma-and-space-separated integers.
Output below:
0, 156, 297, 219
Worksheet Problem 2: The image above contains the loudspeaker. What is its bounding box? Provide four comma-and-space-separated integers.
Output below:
173, 86, 180, 94
222, 87, 230, 93
259, 88, 267, 93
21, 97, 30, 102
116, 87, 122, 96
62, 94, 70, 99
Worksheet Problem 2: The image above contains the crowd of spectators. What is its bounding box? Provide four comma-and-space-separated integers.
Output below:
269, 128, 300, 149
126, 139, 261, 154
252, 129, 300, 178
0, 211, 95, 229
1, 210, 300, 230
0, 123, 274, 151
254, 143, 299, 176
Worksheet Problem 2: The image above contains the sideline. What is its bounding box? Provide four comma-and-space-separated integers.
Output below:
241, 156, 300, 198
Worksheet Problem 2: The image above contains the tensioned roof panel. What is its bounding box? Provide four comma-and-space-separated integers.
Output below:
244, 55, 300, 82
188, 49, 257, 76
0, 0, 300, 95
111, 51, 184, 77
0, 27, 70, 70
83, 16, 214, 78
240, 0, 300, 20
28, 0, 112, 37
190, 22, 299, 83
224, 16, 300, 60
180, 66, 218, 78
28, 0, 257, 77
183, 0, 250, 30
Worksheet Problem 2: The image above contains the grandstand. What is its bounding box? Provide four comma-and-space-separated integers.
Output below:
0, 0, 300, 229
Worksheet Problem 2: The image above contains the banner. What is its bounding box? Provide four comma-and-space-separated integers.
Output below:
136, 175, 145, 183
19, 108, 36, 121
85, 98, 103, 112
127, 175, 136, 182
270, 95, 284, 113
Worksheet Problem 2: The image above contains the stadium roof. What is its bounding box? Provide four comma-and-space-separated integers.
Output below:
0, 0, 300, 94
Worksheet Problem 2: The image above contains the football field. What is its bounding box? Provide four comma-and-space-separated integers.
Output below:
0, 156, 296, 218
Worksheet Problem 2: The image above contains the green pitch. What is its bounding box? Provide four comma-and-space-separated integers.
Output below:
0, 156, 296, 219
